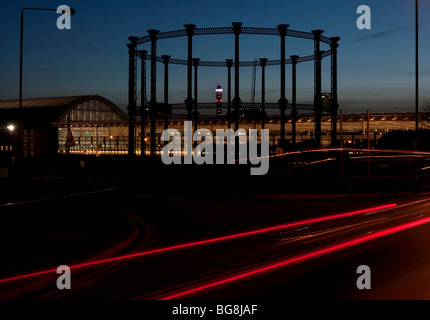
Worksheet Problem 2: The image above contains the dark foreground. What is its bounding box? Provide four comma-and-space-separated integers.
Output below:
1, 190, 430, 301
1, 152, 430, 310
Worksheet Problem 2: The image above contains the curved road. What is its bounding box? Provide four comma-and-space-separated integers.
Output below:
2, 196, 430, 300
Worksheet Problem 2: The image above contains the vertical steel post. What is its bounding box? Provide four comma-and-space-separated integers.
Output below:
415, 1, 419, 192
416, 0, 419, 133
66, 112, 71, 158
330, 37, 340, 146
312, 30, 324, 147
185, 24, 196, 121
139, 50, 148, 157
367, 109, 370, 184
340, 108, 343, 147
19, 11, 24, 176
162, 55, 171, 131
226, 59, 233, 129
127, 36, 138, 159
259, 58, 268, 130
290, 55, 299, 146
367, 109, 370, 149
232, 22, 242, 132
278, 24, 289, 144
148, 29, 159, 157
340, 108, 344, 192
193, 58, 200, 136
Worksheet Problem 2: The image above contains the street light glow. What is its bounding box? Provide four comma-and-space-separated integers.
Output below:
7, 125, 15, 132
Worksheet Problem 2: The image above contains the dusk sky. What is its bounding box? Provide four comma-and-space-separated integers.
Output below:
0, 0, 429, 114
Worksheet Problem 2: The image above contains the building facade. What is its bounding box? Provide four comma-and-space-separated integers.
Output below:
0, 95, 127, 162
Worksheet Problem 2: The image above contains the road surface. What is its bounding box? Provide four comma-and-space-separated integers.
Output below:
2, 195, 430, 300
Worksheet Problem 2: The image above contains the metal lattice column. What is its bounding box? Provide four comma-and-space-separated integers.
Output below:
291, 55, 299, 145
185, 24, 196, 121
138, 50, 148, 157
232, 22, 242, 132
312, 29, 324, 147
127, 36, 138, 159
148, 29, 159, 157
226, 59, 233, 129
193, 58, 200, 137
260, 58, 268, 130
330, 37, 340, 146
162, 55, 171, 131
278, 24, 289, 143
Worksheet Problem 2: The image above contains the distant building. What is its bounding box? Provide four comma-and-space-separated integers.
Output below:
215, 82, 223, 117
0, 94, 427, 159
0, 95, 127, 161
321, 92, 332, 113
215, 82, 223, 103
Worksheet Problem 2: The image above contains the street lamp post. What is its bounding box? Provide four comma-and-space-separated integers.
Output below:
415, 0, 419, 133
18, 7, 75, 191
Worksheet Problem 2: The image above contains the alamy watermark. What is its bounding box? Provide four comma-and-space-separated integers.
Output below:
160, 121, 270, 176
56, 5, 73, 30
56, 265, 71, 290
356, 265, 371, 290
357, 5, 371, 30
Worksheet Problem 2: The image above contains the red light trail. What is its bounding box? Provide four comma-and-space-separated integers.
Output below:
272, 147, 430, 159
160, 216, 430, 300
0, 203, 396, 285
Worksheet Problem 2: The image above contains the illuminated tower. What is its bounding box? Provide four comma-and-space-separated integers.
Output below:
215, 82, 223, 117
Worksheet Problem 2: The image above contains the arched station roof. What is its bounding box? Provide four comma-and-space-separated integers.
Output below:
0, 95, 127, 125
